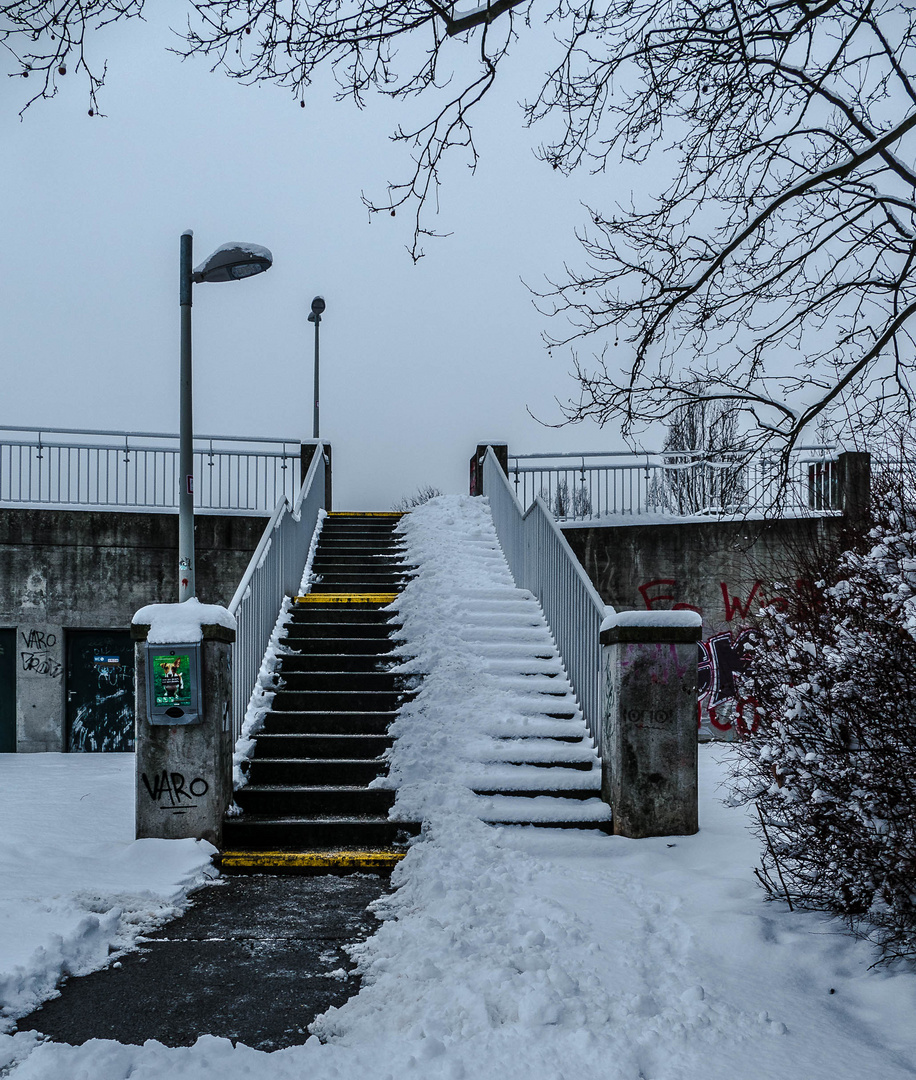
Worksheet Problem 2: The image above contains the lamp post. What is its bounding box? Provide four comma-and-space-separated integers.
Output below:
178, 231, 273, 602
308, 295, 326, 439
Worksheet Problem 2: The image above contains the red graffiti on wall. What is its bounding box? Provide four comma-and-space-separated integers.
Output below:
637, 577, 794, 732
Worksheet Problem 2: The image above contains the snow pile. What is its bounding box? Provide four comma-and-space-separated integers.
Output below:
131, 598, 236, 644
231, 598, 294, 790
0, 754, 216, 1037
232, 508, 326, 789
378, 494, 608, 825
6, 751, 916, 1079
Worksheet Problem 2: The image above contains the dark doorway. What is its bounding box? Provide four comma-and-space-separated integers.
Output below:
66, 631, 135, 752
0, 629, 15, 752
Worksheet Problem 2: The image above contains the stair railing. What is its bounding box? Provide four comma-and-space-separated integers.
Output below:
228, 443, 329, 744
482, 446, 606, 754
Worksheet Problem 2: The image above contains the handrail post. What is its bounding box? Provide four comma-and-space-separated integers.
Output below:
836, 451, 871, 526
470, 442, 508, 495
300, 440, 333, 512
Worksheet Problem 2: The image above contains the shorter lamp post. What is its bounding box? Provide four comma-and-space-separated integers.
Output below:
178, 232, 273, 602
308, 295, 326, 440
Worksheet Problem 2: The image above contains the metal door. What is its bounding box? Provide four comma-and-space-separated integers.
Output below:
66, 631, 135, 752
0, 629, 15, 752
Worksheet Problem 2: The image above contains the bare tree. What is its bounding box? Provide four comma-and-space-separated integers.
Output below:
392, 484, 443, 510
2, 1, 147, 116
651, 384, 748, 514
6, 0, 916, 460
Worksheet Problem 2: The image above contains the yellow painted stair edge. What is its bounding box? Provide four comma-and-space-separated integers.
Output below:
295, 593, 399, 605
220, 850, 407, 871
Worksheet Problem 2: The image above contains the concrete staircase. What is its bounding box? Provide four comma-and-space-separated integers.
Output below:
221, 513, 418, 873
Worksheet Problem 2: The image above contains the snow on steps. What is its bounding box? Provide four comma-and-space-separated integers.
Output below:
382, 495, 611, 833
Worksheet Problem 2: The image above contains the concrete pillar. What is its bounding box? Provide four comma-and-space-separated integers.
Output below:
300, 441, 332, 511
469, 442, 508, 496
131, 619, 235, 846
836, 451, 871, 526
601, 611, 702, 837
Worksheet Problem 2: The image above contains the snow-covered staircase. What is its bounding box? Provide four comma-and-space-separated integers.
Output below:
380, 498, 612, 834
222, 501, 611, 873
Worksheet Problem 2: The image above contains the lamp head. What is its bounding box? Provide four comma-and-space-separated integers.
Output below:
192, 243, 273, 284
310, 295, 326, 316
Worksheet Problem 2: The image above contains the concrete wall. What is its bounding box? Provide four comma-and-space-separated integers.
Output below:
562, 514, 843, 738
0, 509, 267, 752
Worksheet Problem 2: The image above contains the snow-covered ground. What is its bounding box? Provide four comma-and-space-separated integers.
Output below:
2, 495, 915, 1078
0, 754, 216, 1055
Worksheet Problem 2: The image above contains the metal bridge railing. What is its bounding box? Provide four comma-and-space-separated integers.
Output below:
227, 444, 328, 744
0, 425, 301, 514
483, 447, 606, 754
509, 446, 839, 521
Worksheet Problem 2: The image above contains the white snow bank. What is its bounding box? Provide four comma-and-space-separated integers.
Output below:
132, 598, 236, 643
0, 754, 216, 1036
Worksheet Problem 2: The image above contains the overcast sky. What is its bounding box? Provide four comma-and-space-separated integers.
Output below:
1, 4, 643, 509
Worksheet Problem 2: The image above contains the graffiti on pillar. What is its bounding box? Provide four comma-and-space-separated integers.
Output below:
637, 577, 807, 733
697, 630, 758, 734
141, 770, 210, 808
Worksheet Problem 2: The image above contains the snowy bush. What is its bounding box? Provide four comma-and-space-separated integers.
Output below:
731, 499, 916, 963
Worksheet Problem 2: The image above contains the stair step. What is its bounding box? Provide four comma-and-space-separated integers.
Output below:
472, 794, 612, 825
222, 817, 420, 850
309, 578, 409, 591
276, 671, 414, 692
280, 653, 401, 673
311, 554, 410, 567
319, 530, 404, 542
313, 542, 405, 555
270, 690, 411, 711
253, 733, 393, 755
282, 632, 397, 650
247, 758, 387, 785
236, 786, 396, 816
219, 849, 407, 875
472, 786, 598, 799
288, 605, 397, 621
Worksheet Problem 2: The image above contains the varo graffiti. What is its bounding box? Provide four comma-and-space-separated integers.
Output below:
20, 628, 62, 678
142, 770, 210, 808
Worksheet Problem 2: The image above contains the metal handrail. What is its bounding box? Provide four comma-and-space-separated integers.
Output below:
510, 445, 835, 460
508, 446, 841, 519
228, 444, 328, 744
0, 424, 300, 445
0, 425, 302, 514
483, 447, 606, 753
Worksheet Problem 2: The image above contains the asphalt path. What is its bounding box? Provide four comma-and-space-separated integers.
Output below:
15, 873, 389, 1051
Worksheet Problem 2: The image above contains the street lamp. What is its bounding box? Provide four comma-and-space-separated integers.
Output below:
308, 295, 326, 439
178, 231, 273, 602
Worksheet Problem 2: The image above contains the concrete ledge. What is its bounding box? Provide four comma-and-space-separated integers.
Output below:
601, 610, 703, 646
601, 624, 703, 645
131, 623, 236, 643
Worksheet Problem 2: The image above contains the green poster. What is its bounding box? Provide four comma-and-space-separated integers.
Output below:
151, 652, 192, 708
